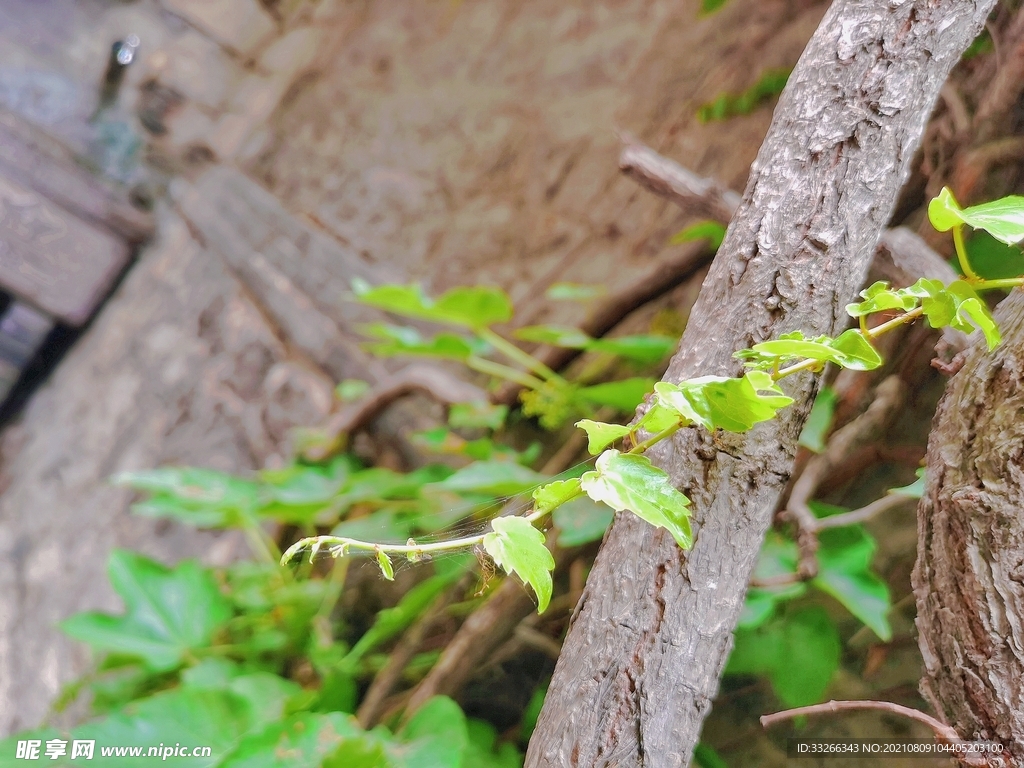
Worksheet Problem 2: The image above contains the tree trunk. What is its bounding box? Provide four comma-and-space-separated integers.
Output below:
527, 2, 996, 765
913, 289, 1024, 760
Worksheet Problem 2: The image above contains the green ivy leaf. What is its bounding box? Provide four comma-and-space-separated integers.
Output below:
359, 323, 479, 361
654, 371, 793, 433
515, 327, 675, 365
392, 696, 469, 768
635, 402, 682, 433
432, 461, 546, 498
448, 401, 508, 430
552, 497, 615, 547
914, 279, 1001, 349
61, 551, 231, 672
532, 477, 583, 513
112, 468, 261, 528
221, 712, 366, 768
928, 187, 1024, 245
352, 282, 513, 329
739, 534, 806, 629
669, 220, 727, 249
964, 229, 1024, 279
812, 523, 892, 642
76, 687, 260, 766
259, 459, 350, 506
463, 720, 523, 768
845, 281, 919, 318
336, 379, 371, 401
375, 550, 395, 581
544, 282, 606, 301
514, 324, 591, 348
575, 419, 631, 455
828, 329, 884, 370
699, 0, 729, 14
726, 605, 840, 707
744, 330, 882, 371
890, 468, 926, 498
580, 450, 692, 548
587, 335, 677, 365
483, 516, 555, 612
798, 386, 837, 453
578, 378, 654, 412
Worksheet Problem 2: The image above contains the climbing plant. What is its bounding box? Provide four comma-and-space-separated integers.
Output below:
283, 187, 1024, 620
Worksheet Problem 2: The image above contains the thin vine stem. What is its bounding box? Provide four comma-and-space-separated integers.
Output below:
466, 355, 546, 389
477, 327, 566, 384
284, 277, 1024, 567
952, 224, 979, 280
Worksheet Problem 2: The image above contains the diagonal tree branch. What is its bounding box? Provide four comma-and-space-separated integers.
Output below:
526, 2, 996, 765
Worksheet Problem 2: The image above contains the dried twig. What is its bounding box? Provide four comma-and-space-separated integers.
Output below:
761, 699, 959, 741
618, 139, 741, 222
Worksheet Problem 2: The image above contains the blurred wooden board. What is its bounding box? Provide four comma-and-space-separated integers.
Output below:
0, 110, 152, 326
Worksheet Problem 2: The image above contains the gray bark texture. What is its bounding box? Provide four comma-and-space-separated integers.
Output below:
526, 1, 997, 766
913, 290, 1024, 759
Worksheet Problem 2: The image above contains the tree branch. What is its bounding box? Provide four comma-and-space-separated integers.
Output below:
527, 2, 996, 765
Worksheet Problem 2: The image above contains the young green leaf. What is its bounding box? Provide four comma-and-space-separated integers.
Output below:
845, 281, 919, 318
393, 696, 469, 768
112, 466, 261, 505
360, 323, 479, 360
743, 330, 882, 371
544, 282, 607, 301
515, 326, 675, 364
890, 468, 926, 498
514, 324, 591, 348
580, 450, 692, 548
964, 229, 1024, 279
654, 371, 793, 433
532, 477, 583, 513
432, 461, 546, 497
221, 712, 367, 768
739, 534, 806, 629
552, 497, 615, 547
483, 516, 555, 612
915, 279, 1001, 349
798, 386, 837, 453
669, 220, 727, 249
587, 335, 677, 365
928, 186, 1024, 245
335, 378, 371, 401
352, 282, 513, 329
575, 419, 631, 455
828, 329, 884, 370
376, 549, 395, 581
812, 522, 892, 642
578, 378, 654, 412
726, 605, 840, 707
448, 401, 509, 430
61, 551, 232, 672
635, 401, 683, 433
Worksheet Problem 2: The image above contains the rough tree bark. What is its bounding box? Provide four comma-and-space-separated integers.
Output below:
914, 289, 1024, 760
527, 2, 996, 766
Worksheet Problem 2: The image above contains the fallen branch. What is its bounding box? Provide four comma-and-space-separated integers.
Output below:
618, 139, 741, 222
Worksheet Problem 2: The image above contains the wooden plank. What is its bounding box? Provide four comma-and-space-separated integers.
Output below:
0, 110, 154, 244
0, 172, 131, 325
